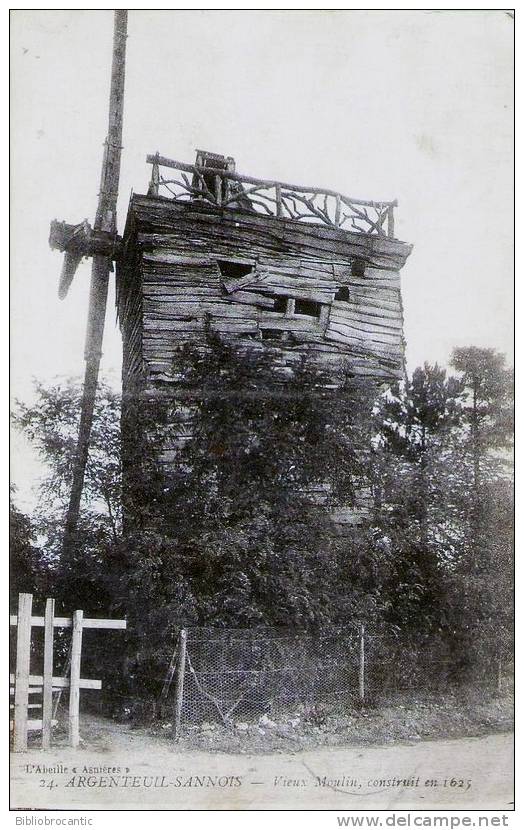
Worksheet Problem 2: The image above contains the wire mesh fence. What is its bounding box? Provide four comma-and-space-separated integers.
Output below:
172, 622, 513, 731
181, 626, 361, 726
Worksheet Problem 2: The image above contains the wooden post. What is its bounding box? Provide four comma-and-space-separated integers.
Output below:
214, 174, 222, 206
69, 610, 84, 748
173, 629, 187, 740
334, 193, 341, 227
148, 154, 160, 196
13, 593, 33, 752
275, 183, 282, 217
61, 10, 128, 558
359, 624, 365, 704
42, 598, 55, 750
387, 204, 395, 238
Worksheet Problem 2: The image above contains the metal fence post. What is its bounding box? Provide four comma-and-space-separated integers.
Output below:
359, 624, 365, 703
173, 628, 187, 740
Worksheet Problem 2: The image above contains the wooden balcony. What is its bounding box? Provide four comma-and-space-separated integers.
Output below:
146, 153, 398, 239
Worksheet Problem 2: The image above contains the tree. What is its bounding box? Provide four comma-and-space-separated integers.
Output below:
9, 488, 47, 607
451, 346, 513, 495
108, 336, 389, 692
449, 348, 514, 655
371, 354, 513, 672
12, 379, 122, 617
13, 378, 122, 546
371, 364, 466, 640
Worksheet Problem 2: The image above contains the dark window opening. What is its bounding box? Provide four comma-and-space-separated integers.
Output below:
334, 287, 350, 302
267, 296, 288, 313
261, 329, 282, 341
351, 259, 366, 277
294, 299, 321, 318
217, 260, 255, 280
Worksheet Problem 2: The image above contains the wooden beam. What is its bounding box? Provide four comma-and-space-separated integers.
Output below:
173, 629, 187, 740
69, 610, 84, 748
10, 615, 127, 630
42, 598, 55, 750
9, 674, 102, 691
61, 9, 128, 558
13, 593, 32, 752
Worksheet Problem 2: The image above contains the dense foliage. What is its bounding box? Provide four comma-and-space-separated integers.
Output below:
12, 342, 513, 698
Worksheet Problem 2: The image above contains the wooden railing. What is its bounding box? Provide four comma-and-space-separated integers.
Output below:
146, 153, 397, 238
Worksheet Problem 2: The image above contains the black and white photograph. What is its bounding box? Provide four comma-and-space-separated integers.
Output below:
9, 9, 514, 815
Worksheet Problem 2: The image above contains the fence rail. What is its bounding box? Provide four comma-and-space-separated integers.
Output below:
146, 153, 397, 238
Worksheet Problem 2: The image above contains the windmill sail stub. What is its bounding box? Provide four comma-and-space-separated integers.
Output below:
50, 220, 92, 299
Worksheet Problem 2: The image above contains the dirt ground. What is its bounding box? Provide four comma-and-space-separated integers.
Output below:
166, 688, 514, 755
10, 695, 514, 811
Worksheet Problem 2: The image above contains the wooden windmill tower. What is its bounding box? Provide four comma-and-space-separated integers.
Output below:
117, 153, 412, 526
50, 11, 413, 545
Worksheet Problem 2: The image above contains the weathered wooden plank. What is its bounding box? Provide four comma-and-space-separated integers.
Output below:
10, 703, 41, 709
222, 290, 274, 308
42, 598, 55, 750
9, 687, 41, 695
334, 269, 401, 290
262, 282, 336, 300
342, 298, 402, 318
144, 300, 259, 319
259, 262, 337, 280
135, 218, 409, 271
258, 315, 322, 332
330, 306, 403, 332
10, 616, 127, 630
13, 593, 32, 752
327, 320, 401, 346
9, 674, 102, 691
69, 610, 83, 748
346, 285, 400, 301
210, 320, 259, 334
132, 196, 411, 259
324, 328, 402, 358
220, 268, 267, 294
143, 252, 211, 266
143, 285, 221, 298
144, 319, 204, 332
335, 318, 403, 338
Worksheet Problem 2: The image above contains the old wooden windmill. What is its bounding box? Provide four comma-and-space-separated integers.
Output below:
50, 11, 413, 548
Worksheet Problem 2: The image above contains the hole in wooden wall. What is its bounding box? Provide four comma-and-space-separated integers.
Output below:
217, 260, 255, 280
334, 287, 350, 301
294, 299, 322, 318
351, 259, 366, 278
260, 329, 282, 341
266, 296, 288, 313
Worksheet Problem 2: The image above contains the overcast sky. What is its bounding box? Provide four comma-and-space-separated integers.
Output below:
11, 9, 513, 507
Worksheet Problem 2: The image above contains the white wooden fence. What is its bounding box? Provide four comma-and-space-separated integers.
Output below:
10, 592, 126, 752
